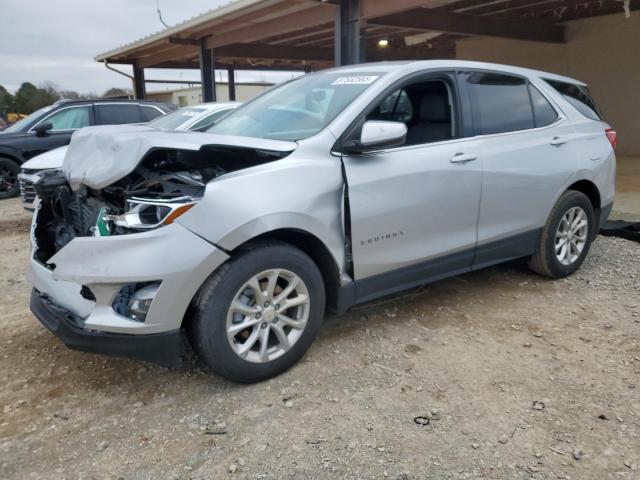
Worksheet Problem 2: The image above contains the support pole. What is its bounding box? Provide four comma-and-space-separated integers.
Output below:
133, 63, 146, 99
200, 38, 217, 102
335, 0, 364, 66
227, 67, 236, 101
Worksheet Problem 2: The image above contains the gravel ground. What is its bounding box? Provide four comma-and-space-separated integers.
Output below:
1, 196, 639, 480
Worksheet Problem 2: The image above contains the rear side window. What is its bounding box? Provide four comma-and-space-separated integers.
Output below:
466, 72, 535, 135
95, 104, 142, 125
140, 105, 164, 121
544, 79, 601, 120
528, 84, 558, 127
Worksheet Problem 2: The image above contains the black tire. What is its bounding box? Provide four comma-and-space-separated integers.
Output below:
0, 157, 20, 199
189, 240, 326, 383
528, 190, 595, 279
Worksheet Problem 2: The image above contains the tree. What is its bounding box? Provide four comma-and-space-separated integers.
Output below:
102, 87, 132, 98
13, 82, 38, 113
0, 85, 15, 113
28, 82, 60, 111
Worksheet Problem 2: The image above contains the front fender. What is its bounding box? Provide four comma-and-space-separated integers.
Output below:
176, 155, 346, 274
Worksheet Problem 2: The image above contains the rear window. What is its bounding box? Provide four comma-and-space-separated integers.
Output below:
466, 72, 535, 135
544, 79, 601, 121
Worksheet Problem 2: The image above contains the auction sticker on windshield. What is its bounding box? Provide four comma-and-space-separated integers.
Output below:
332, 75, 379, 85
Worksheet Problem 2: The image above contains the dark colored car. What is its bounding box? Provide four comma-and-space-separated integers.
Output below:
0, 99, 174, 198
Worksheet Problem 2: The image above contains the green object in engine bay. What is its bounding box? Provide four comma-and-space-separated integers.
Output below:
94, 207, 110, 237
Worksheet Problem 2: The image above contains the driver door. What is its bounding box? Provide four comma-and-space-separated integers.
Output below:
341, 73, 482, 300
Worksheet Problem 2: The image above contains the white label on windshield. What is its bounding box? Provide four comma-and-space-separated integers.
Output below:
182, 112, 198, 117
332, 75, 379, 85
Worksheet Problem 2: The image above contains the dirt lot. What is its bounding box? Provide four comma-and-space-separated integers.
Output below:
1, 196, 639, 480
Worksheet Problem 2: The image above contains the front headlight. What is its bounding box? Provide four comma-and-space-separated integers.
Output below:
105, 196, 197, 232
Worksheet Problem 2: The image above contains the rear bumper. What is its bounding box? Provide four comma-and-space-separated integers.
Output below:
599, 201, 613, 229
30, 289, 183, 367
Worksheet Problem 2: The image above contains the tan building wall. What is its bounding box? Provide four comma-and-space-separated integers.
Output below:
147, 83, 272, 107
456, 13, 640, 156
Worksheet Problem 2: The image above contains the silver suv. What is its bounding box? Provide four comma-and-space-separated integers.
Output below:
28, 61, 616, 382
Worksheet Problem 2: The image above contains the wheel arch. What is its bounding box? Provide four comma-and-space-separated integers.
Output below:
567, 179, 601, 211
231, 228, 343, 314
565, 179, 601, 240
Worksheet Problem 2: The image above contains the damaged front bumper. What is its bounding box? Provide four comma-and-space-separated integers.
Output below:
30, 289, 184, 367
28, 208, 229, 364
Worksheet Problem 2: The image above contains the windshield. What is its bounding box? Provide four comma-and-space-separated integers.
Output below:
148, 107, 207, 130
2, 105, 54, 134
208, 72, 384, 141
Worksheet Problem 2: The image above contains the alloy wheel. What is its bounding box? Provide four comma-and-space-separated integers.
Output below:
226, 269, 310, 363
0, 166, 17, 194
555, 206, 588, 266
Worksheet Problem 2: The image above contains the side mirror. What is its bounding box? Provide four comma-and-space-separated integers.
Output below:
343, 120, 407, 154
34, 122, 53, 137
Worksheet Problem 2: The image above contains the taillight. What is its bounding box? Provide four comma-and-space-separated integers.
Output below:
605, 128, 617, 149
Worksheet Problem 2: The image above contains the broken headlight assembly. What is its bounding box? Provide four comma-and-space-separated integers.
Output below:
96, 196, 199, 236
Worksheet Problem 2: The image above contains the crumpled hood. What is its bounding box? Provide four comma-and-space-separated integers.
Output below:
22, 145, 69, 170
63, 124, 298, 191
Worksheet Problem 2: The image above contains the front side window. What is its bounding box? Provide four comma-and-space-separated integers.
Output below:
466, 72, 534, 135
364, 79, 455, 146
40, 106, 91, 131
95, 104, 142, 125
209, 72, 385, 141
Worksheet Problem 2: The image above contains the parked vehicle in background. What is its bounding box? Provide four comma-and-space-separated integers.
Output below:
28, 61, 616, 383
147, 101, 238, 131
18, 102, 238, 210
0, 99, 174, 199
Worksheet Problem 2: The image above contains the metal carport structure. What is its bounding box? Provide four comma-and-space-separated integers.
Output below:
95, 0, 635, 101
95, 0, 639, 157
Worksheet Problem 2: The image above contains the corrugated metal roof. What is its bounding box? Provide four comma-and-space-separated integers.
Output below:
95, 0, 268, 61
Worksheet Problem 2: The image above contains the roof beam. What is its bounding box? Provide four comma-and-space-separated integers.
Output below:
206, 3, 336, 49
216, 43, 333, 62
138, 42, 332, 68
138, 45, 198, 68
360, 0, 455, 19
368, 8, 565, 43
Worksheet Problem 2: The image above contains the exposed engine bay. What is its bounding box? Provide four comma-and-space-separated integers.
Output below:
33, 145, 290, 265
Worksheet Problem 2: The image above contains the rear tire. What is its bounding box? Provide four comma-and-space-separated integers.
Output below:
528, 190, 595, 279
0, 157, 20, 199
189, 240, 325, 383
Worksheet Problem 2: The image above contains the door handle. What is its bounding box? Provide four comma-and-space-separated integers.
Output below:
550, 136, 568, 146
450, 153, 478, 163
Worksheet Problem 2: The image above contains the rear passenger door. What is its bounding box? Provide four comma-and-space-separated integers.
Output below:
462, 71, 579, 267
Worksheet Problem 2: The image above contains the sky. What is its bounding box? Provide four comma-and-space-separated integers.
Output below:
0, 0, 300, 95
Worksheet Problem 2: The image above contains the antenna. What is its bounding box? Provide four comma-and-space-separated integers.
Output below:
156, 0, 170, 29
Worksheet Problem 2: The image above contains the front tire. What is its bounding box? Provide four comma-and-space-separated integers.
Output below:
528, 190, 595, 279
189, 240, 326, 383
0, 157, 20, 199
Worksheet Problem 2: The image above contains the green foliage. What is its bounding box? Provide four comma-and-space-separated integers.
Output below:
0, 82, 127, 116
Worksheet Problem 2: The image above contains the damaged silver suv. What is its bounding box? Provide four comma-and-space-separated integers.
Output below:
28, 61, 616, 382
